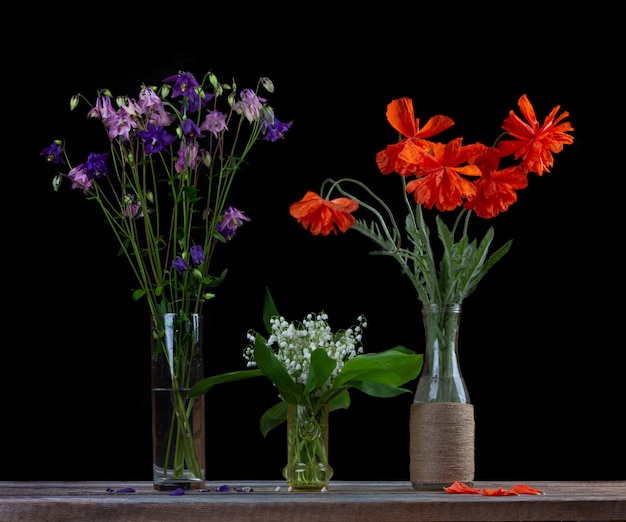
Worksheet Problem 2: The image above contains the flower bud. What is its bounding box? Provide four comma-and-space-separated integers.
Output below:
70, 95, 80, 111
192, 268, 203, 280
202, 293, 216, 301
52, 174, 62, 192
146, 190, 154, 204
159, 84, 171, 99
208, 73, 218, 89
261, 77, 274, 93
202, 152, 212, 168
196, 86, 207, 102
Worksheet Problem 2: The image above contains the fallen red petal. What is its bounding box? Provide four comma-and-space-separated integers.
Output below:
482, 487, 519, 496
510, 484, 545, 495
444, 481, 481, 494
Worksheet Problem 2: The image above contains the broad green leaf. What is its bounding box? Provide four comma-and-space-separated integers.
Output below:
132, 288, 146, 301
253, 334, 302, 403
260, 400, 288, 437
188, 369, 263, 398
205, 268, 228, 288
304, 349, 337, 395
335, 350, 423, 387
349, 381, 412, 398
263, 287, 280, 334
327, 388, 351, 412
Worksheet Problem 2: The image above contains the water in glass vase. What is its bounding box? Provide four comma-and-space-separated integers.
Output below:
151, 388, 206, 490
151, 313, 206, 491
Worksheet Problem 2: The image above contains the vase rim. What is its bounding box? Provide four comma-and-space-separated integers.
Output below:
422, 303, 461, 313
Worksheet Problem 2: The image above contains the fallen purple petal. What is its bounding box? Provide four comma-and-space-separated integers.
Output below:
215, 484, 230, 492
105, 488, 115, 494
116, 488, 136, 494
168, 488, 185, 496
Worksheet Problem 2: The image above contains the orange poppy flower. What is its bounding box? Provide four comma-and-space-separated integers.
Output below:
510, 484, 545, 495
482, 487, 519, 496
464, 146, 529, 218
404, 138, 483, 211
289, 191, 359, 236
376, 97, 454, 175
444, 481, 481, 494
496, 94, 574, 176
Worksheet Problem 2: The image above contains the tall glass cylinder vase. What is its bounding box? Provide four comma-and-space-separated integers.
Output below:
410, 303, 475, 491
151, 312, 206, 491
282, 404, 333, 491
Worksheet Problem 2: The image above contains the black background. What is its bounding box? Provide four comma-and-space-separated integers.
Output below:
1, 2, 624, 483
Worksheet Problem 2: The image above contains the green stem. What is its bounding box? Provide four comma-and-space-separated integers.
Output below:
283, 404, 332, 490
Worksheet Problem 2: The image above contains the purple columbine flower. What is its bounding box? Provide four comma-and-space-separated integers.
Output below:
233, 89, 265, 122
84, 152, 109, 180
138, 87, 174, 127
40, 142, 65, 165
200, 110, 228, 138
180, 118, 204, 139
175, 141, 200, 174
103, 109, 138, 141
261, 115, 293, 142
163, 71, 200, 98
217, 206, 251, 240
87, 95, 116, 120
190, 245, 205, 266
172, 255, 188, 274
163, 71, 213, 113
137, 123, 177, 154
67, 164, 92, 193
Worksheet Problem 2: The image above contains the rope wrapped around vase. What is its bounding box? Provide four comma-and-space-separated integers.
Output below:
409, 402, 474, 490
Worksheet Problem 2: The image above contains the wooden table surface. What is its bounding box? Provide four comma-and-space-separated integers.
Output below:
1, 480, 624, 522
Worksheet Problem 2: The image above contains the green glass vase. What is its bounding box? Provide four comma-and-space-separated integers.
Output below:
282, 404, 333, 491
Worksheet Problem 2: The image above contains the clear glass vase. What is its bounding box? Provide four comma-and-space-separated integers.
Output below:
414, 303, 469, 403
410, 303, 475, 491
151, 312, 206, 491
282, 404, 333, 491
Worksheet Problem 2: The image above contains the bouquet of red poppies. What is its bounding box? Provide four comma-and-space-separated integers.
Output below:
289, 94, 574, 305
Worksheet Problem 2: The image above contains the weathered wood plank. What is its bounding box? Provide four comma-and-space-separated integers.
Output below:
1, 481, 624, 522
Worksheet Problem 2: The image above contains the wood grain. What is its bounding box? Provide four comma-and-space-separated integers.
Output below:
1, 480, 624, 522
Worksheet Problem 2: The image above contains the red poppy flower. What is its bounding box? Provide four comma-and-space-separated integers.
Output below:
464, 146, 529, 218
290, 191, 359, 236
376, 97, 454, 175
497, 94, 574, 176
404, 138, 483, 211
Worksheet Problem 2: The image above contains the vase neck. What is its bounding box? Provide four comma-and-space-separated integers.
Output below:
414, 303, 470, 404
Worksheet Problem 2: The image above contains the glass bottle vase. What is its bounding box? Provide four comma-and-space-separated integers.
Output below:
410, 303, 475, 491
151, 312, 206, 491
282, 404, 333, 491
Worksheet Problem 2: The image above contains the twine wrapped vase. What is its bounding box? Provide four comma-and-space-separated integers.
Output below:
410, 303, 475, 491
